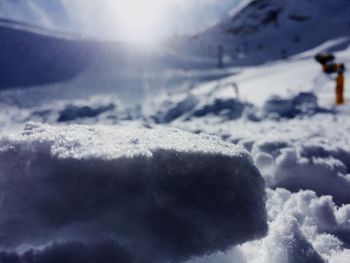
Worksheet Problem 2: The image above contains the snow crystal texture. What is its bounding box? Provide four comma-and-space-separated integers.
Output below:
0, 123, 267, 263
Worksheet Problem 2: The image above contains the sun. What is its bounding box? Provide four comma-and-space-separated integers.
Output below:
114, 0, 169, 43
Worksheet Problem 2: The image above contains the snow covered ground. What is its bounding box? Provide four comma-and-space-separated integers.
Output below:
147, 39, 350, 262
1, 31, 350, 263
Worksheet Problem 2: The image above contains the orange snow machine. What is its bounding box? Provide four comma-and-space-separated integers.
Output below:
315, 53, 346, 105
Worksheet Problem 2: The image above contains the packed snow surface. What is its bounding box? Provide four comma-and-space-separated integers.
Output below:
0, 123, 267, 263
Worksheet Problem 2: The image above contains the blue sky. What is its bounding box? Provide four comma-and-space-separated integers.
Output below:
0, 0, 239, 41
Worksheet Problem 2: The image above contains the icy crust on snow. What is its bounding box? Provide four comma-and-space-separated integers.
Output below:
11, 122, 251, 160
0, 123, 267, 262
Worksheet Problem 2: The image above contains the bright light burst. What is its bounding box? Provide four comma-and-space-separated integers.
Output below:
60, 0, 224, 43
113, 0, 170, 43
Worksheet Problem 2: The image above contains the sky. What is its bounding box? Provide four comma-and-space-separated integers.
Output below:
0, 0, 239, 42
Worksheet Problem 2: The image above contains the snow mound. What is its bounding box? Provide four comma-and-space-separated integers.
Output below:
0, 123, 267, 262
252, 138, 350, 204
192, 97, 251, 121
256, 215, 324, 263
240, 188, 350, 263
184, 188, 350, 262
0, 96, 144, 130
152, 93, 199, 123
151, 85, 253, 123
57, 102, 115, 122
51, 96, 141, 124
266, 189, 350, 248
151, 88, 332, 124
262, 92, 331, 119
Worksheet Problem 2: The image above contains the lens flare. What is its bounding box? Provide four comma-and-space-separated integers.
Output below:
113, 0, 169, 43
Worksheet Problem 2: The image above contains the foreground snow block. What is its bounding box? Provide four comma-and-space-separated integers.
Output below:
0, 123, 267, 262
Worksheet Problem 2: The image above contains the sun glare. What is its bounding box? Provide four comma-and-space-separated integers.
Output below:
114, 0, 169, 43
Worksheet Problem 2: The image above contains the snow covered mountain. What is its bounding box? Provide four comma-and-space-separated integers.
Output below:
0, 19, 98, 88
179, 0, 350, 66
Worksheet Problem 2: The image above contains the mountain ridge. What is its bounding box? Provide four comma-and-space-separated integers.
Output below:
178, 0, 350, 66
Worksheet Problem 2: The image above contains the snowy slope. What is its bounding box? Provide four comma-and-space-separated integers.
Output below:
179, 0, 350, 66
166, 37, 350, 110
0, 19, 97, 88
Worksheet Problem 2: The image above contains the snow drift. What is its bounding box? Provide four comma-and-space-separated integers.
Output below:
151, 86, 332, 124
0, 96, 144, 130
252, 137, 350, 205
0, 123, 267, 262
151, 84, 254, 123
262, 92, 332, 119
240, 188, 350, 263
183, 188, 350, 263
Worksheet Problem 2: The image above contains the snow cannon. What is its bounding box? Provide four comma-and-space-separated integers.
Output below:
314, 53, 345, 75
314, 53, 335, 65
315, 53, 346, 105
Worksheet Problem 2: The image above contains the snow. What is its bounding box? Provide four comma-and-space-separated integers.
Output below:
1, 2, 350, 261
0, 123, 267, 262
57, 101, 115, 123
239, 188, 350, 263
172, 112, 350, 205
151, 89, 332, 125
185, 188, 350, 263
136, 38, 350, 262
151, 84, 254, 123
